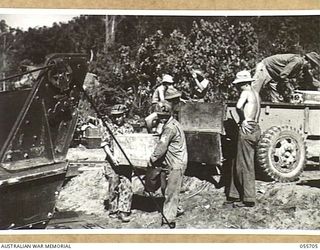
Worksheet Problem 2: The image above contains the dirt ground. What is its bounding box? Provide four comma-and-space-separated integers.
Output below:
48, 147, 320, 230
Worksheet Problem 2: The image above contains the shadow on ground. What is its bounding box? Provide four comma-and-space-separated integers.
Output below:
297, 179, 320, 188
131, 194, 164, 212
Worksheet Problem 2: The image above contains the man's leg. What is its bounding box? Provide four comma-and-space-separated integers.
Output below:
117, 175, 133, 222
228, 158, 241, 201
118, 176, 133, 213
163, 169, 184, 223
269, 81, 284, 102
117, 166, 133, 222
104, 165, 120, 215
236, 127, 261, 203
252, 62, 271, 93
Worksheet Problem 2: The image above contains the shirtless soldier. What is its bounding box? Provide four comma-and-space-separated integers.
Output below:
226, 70, 261, 208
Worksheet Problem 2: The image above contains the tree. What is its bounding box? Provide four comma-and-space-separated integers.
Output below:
1, 15, 320, 115
0, 20, 22, 89
135, 18, 258, 103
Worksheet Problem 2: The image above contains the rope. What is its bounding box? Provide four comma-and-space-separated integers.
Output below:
182, 182, 210, 201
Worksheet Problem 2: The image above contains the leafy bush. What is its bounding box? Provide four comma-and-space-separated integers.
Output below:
90, 18, 259, 118
2, 15, 319, 120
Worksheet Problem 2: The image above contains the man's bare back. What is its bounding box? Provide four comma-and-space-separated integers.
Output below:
244, 88, 260, 122
236, 85, 261, 133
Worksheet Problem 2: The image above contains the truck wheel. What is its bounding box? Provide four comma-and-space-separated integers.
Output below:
257, 126, 307, 182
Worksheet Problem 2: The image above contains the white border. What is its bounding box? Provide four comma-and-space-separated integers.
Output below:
0, 8, 319, 236
0, 228, 319, 235
0, 243, 310, 250
0, 8, 319, 16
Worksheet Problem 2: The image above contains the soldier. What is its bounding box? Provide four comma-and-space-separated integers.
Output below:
190, 69, 209, 102
101, 104, 134, 222
148, 100, 188, 228
252, 52, 320, 102
151, 74, 174, 105
145, 85, 182, 134
226, 70, 261, 208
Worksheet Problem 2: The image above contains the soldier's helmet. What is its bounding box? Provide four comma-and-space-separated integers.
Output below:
111, 104, 128, 115
154, 100, 172, 116
305, 52, 320, 67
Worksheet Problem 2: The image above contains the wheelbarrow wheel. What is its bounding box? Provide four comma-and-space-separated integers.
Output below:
257, 126, 307, 182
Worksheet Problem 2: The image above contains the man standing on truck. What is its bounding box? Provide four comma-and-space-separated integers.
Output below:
151, 74, 174, 106
148, 100, 188, 228
101, 104, 134, 222
190, 69, 209, 102
252, 52, 320, 102
226, 70, 261, 208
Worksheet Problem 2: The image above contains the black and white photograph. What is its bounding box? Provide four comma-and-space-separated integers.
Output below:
0, 9, 319, 232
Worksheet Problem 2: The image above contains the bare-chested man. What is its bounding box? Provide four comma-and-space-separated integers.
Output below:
226, 70, 261, 208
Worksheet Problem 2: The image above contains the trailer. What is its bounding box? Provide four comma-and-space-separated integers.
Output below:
114, 101, 225, 170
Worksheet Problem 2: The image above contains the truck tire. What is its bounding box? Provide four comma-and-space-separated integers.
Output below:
257, 126, 307, 182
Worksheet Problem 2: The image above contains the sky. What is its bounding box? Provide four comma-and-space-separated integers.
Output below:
0, 14, 79, 30
0, 10, 319, 31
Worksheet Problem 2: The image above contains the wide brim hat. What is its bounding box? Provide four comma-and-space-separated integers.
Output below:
305, 52, 320, 67
110, 110, 124, 115
164, 86, 181, 100
232, 70, 255, 84
162, 74, 174, 84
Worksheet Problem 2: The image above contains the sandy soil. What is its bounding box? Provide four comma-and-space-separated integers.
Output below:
49, 147, 320, 230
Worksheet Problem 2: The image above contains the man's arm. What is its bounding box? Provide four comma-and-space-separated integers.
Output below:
158, 85, 166, 101
101, 125, 119, 166
149, 126, 174, 165
280, 57, 304, 80
103, 144, 119, 166
192, 72, 209, 92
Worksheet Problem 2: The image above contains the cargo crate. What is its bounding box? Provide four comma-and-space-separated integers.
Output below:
83, 127, 102, 149
114, 133, 159, 168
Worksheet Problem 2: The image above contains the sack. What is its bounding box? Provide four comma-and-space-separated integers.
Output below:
145, 167, 166, 192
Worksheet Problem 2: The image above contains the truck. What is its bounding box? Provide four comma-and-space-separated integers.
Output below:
226, 95, 320, 182
114, 95, 320, 183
